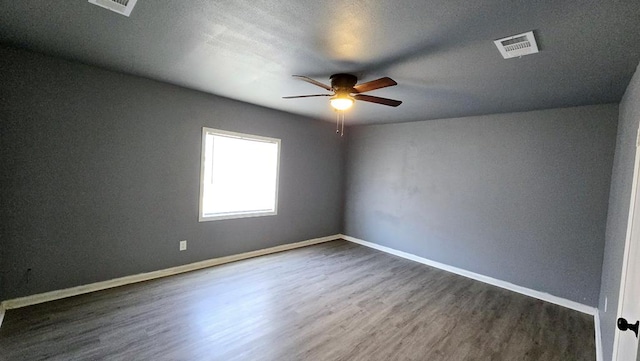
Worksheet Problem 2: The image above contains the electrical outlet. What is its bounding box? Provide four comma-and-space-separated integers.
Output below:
179, 240, 187, 251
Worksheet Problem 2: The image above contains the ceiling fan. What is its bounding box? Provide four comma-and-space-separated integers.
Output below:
283, 74, 402, 111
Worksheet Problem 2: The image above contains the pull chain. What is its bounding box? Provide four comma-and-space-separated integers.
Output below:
336, 111, 345, 136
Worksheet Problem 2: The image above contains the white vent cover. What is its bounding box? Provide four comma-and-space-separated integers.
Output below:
88, 0, 138, 17
494, 31, 539, 59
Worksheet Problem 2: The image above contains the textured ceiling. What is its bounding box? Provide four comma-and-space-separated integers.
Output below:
1, 1, 640, 125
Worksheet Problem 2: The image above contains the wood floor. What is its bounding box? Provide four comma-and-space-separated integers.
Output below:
0, 240, 595, 361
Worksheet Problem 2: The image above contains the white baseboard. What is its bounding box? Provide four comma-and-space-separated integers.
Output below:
1, 234, 340, 311
595, 311, 603, 361
339, 234, 597, 316
340, 234, 604, 359
1, 232, 602, 361
0, 304, 5, 329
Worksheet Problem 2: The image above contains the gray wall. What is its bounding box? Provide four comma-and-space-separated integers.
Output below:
0, 46, 343, 300
344, 105, 618, 305
599, 62, 640, 360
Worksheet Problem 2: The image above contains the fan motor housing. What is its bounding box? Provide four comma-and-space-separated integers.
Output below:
330, 73, 358, 91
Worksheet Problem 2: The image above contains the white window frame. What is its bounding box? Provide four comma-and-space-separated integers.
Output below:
198, 127, 281, 222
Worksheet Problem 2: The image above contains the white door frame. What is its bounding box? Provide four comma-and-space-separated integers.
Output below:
612, 125, 640, 361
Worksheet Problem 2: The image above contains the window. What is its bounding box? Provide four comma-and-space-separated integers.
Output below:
199, 127, 280, 221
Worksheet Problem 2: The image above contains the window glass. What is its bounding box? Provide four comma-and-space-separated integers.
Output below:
199, 128, 280, 221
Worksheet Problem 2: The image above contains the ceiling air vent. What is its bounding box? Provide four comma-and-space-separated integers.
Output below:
88, 0, 138, 17
494, 31, 539, 59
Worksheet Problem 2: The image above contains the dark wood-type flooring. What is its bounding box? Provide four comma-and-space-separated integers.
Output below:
0, 240, 595, 360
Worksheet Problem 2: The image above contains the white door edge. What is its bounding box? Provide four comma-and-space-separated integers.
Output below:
612, 125, 640, 361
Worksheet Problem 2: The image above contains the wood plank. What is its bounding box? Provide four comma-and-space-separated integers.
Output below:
0, 240, 595, 360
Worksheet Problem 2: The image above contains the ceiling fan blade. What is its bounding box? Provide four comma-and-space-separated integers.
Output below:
282, 94, 331, 99
354, 94, 402, 107
292, 75, 332, 91
352, 77, 397, 93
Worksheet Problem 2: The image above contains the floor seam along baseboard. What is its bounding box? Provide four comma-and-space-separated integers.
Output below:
338, 234, 595, 315
338, 234, 602, 361
594, 311, 603, 361
0, 234, 341, 312
0, 304, 5, 329
0, 233, 602, 359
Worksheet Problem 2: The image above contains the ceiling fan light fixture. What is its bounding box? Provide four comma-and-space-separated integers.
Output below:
330, 95, 354, 111
284, 74, 402, 112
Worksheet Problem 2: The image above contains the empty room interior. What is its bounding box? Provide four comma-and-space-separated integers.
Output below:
2, 1, 640, 360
